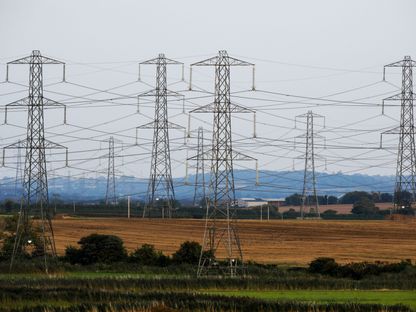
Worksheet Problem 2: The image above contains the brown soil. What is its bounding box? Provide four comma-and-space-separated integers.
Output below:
279, 203, 393, 214
52, 217, 416, 265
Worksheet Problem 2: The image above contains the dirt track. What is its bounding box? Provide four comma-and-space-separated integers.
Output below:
52, 218, 416, 265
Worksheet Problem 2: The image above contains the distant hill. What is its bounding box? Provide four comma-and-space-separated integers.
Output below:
0, 170, 395, 203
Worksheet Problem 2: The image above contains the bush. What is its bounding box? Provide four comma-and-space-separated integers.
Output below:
340, 191, 372, 204
0, 217, 46, 260
4, 214, 19, 232
351, 197, 379, 215
308, 257, 339, 275
172, 241, 202, 264
308, 257, 412, 280
64, 245, 81, 265
64, 234, 127, 265
129, 244, 170, 266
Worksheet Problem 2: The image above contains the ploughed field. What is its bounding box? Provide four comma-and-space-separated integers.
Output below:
53, 218, 416, 265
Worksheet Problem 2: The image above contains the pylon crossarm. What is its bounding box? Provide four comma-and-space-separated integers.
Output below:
190, 102, 254, 114
138, 54, 184, 81
42, 139, 66, 150
4, 98, 29, 123
7, 54, 64, 65
4, 139, 66, 150
137, 121, 184, 130
4, 97, 66, 124
383, 57, 416, 80
140, 56, 183, 66
187, 149, 211, 161
138, 88, 184, 98
384, 59, 416, 69
191, 55, 253, 67
6, 97, 30, 107
295, 112, 325, 128
379, 129, 399, 148
382, 93, 416, 113
2, 141, 26, 166
232, 151, 256, 161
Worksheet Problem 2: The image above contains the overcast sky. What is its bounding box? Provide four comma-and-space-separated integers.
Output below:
0, 0, 415, 193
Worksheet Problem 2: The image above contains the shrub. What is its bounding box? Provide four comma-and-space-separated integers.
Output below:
64, 233, 127, 265
308, 257, 339, 275
4, 214, 19, 232
340, 191, 372, 204
351, 197, 379, 215
129, 244, 170, 266
172, 241, 202, 264
64, 245, 82, 265
308, 257, 412, 280
0, 235, 16, 261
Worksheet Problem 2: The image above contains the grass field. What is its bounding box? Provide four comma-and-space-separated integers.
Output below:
1, 273, 414, 311
52, 218, 416, 265
206, 290, 416, 310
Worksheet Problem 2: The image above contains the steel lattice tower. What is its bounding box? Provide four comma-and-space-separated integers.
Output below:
296, 111, 324, 219
3, 50, 67, 273
382, 56, 416, 210
193, 127, 206, 207
189, 50, 256, 277
137, 54, 184, 218
105, 136, 117, 206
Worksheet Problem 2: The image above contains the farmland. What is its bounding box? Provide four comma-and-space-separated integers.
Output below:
206, 290, 416, 310
52, 217, 416, 265
2, 217, 416, 311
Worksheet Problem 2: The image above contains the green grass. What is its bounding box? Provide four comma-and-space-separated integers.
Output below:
0, 271, 192, 280
206, 290, 416, 310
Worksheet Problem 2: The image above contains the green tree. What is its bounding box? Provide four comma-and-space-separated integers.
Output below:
308, 257, 339, 275
340, 191, 372, 204
129, 243, 169, 266
3, 199, 15, 213
65, 233, 127, 265
328, 195, 338, 204
380, 193, 393, 203
351, 197, 379, 215
0, 218, 44, 260
285, 193, 302, 206
172, 241, 202, 264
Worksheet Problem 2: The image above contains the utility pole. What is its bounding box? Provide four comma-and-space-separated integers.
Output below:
189, 50, 257, 277
105, 136, 117, 206
136, 54, 185, 218
381, 56, 416, 211
296, 111, 325, 219
3, 50, 67, 273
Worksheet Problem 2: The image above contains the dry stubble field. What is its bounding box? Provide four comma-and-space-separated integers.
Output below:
52, 218, 416, 265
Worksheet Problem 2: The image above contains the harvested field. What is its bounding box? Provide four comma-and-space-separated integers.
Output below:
53, 218, 416, 265
279, 203, 393, 214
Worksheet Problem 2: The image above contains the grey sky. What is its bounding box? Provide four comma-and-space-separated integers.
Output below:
0, 0, 415, 190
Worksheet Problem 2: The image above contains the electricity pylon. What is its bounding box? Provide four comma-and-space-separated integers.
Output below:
136, 53, 185, 218
105, 136, 117, 206
295, 111, 325, 219
381, 56, 416, 211
3, 50, 67, 273
189, 50, 257, 277
185, 127, 207, 207
193, 127, 206, 207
